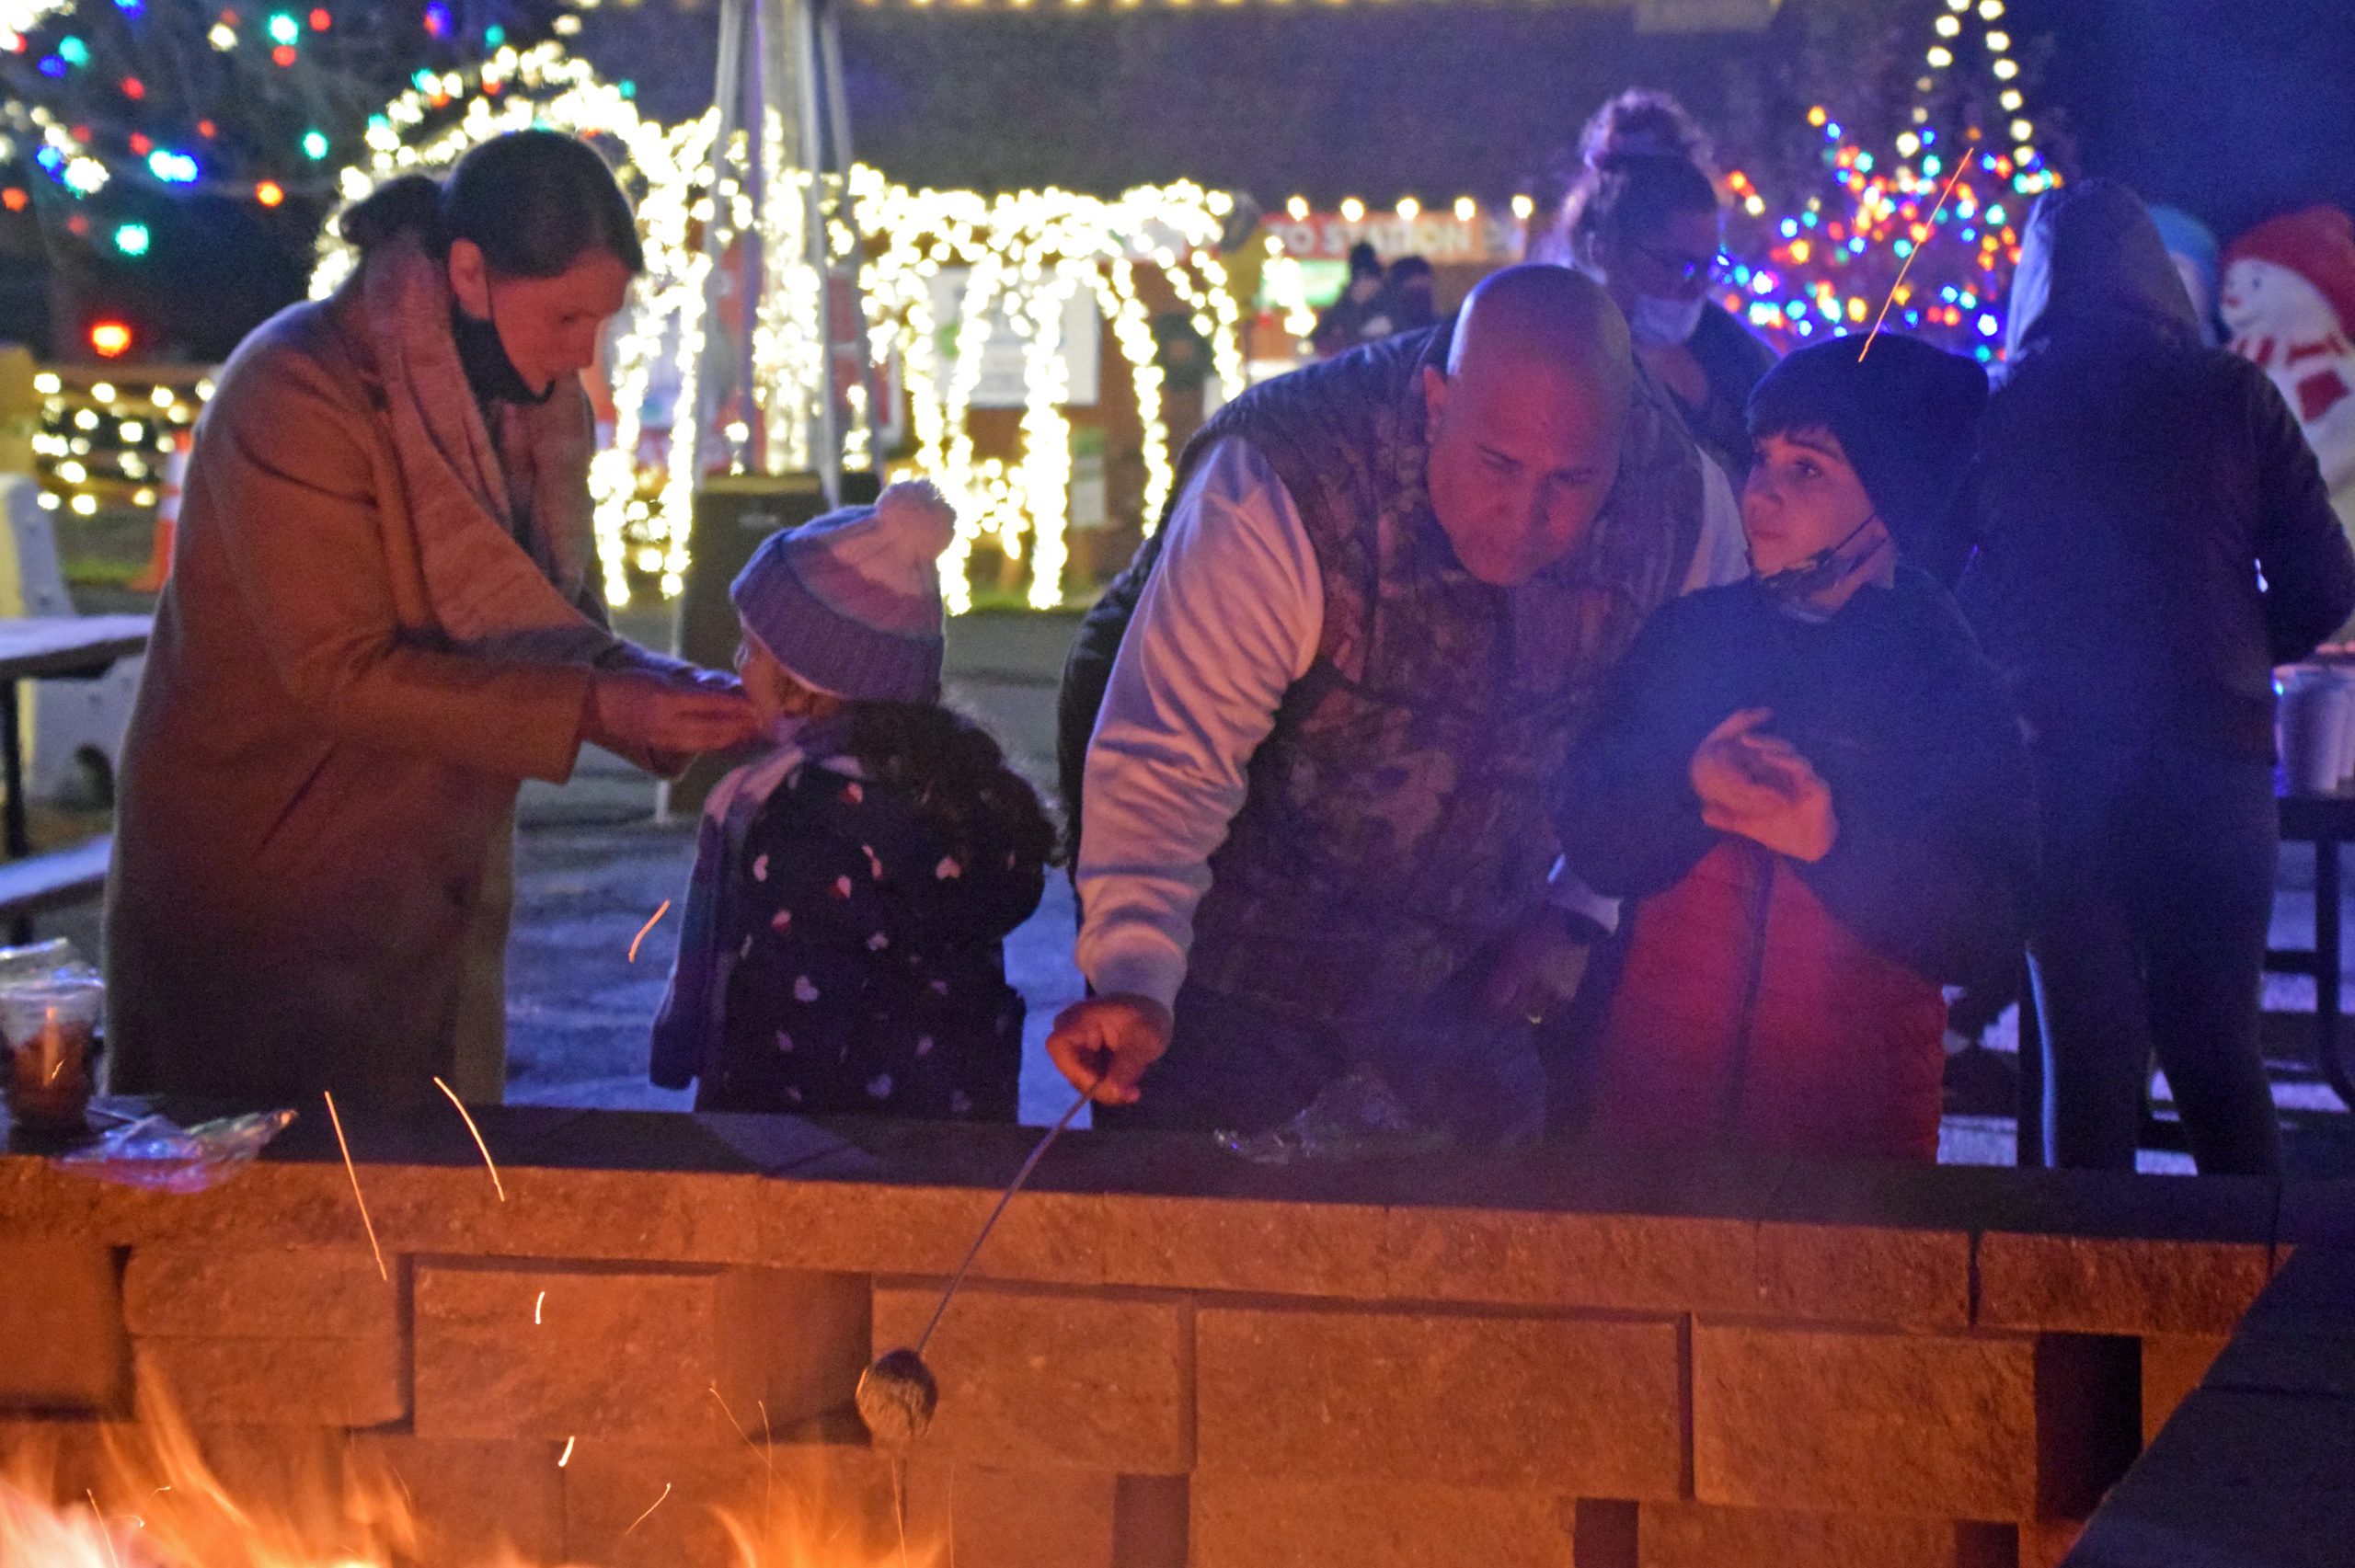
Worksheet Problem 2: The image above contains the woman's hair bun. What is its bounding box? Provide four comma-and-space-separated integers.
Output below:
1579, 88, 1717, 178
338, 173, 446, 251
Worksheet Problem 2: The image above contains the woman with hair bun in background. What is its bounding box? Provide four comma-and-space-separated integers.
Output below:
1528, 87, 1779, 486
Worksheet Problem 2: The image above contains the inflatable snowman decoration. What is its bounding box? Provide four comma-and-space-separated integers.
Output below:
2222, 206, 2355, 544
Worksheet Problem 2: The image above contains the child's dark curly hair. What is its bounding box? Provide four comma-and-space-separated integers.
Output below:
844, 702, 1061, 874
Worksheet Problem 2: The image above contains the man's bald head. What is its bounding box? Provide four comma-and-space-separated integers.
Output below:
1421, 265, 1637, 585
1446, 263, 1637, 418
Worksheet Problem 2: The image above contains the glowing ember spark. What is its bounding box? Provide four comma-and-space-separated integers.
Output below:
432, 1075, 506, 1201
557, 1435, 576, 1468
1860, 154, 1975, 360
87, 1491, 117, 1568
535, 1289, 546, 1325
623, 1482, 672, 1536
627, 899, 672, 963
322, 1090, 387, 1282
710, 1382, 754, 1446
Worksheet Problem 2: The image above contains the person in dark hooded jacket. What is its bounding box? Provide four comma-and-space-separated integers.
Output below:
1555, 334, 2031, 1162
1957, 179, 2355, 1175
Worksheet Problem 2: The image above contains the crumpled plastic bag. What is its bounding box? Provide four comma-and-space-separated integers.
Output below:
0, 938, 81, 989
52, 1105, 296, 1194
1215, 1070, 1454, 1165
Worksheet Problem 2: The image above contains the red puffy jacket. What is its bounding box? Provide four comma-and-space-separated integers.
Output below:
1591, 839, 1948, 1162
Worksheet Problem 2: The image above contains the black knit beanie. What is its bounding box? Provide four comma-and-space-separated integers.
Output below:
1745, 333, 1990, 563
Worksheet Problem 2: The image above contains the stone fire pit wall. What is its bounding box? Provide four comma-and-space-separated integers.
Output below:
0, 1107, 2338, 1568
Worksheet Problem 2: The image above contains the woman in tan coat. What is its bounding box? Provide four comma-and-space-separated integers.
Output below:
105, 131, 753, 1112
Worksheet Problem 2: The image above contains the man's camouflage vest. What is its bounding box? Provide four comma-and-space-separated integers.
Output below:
1058, 323, 1706, 1025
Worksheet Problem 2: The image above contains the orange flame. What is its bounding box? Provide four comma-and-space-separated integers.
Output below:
1, 1382, 939, 1566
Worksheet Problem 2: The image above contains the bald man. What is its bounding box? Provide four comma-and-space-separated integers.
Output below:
1050, 266, 1747, 1138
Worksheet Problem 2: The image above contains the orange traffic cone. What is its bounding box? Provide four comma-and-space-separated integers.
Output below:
129, 429, 190, 593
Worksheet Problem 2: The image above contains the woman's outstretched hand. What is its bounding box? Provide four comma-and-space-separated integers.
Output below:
585, 669, 758, 759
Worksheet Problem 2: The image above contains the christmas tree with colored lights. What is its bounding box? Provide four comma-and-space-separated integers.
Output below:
0, 0, 575, 357
1715, 0, 2074, 365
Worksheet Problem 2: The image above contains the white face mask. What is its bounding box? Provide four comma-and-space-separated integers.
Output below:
1628, 291, 1706, 348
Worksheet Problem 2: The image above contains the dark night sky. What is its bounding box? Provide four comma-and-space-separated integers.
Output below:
35, 0, 2355, 358
2005, 0, 2355, 240
589, 0, 2355, 244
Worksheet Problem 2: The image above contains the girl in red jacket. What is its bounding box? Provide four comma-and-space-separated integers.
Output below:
1555, 335, 2033, 1161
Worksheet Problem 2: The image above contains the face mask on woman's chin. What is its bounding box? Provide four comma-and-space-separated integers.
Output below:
451, 303, 556, 407
1627, 291, 1707, 348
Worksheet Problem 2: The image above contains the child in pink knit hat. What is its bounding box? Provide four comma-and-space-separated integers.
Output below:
651, 482, 1055, 1118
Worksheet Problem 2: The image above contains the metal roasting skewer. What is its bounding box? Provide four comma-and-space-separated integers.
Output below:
856, 1078, 1097, 1451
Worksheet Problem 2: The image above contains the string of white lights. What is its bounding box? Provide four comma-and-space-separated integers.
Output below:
306, 42, 1248, 611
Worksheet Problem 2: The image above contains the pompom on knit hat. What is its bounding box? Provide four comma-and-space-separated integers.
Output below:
1745, 332, 1989, 564
731, 480, 957, 704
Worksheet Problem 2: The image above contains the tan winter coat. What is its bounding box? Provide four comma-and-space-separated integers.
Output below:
104, 288, 607, 1112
